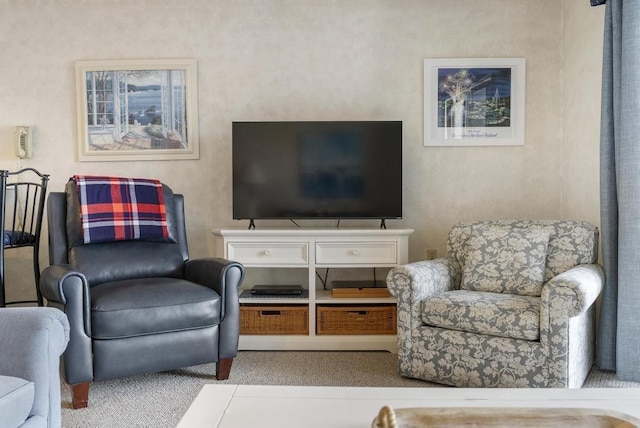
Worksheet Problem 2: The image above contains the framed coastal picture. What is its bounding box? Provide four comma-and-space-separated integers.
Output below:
424, 58, 525, 147
75, 59, 199, 161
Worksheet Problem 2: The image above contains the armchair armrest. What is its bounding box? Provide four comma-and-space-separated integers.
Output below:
184, 258, 244, 360
0, 307, 69, 427
387, 258, 462, 303
40, 265, 89, 306
39, 264, 94, 385
387, 258, 462, 362
387, 258, 461, 330
540, 264, 603, 387
184, 258, 244, 321
541, 264, 604, 319
0, 307, 69, 378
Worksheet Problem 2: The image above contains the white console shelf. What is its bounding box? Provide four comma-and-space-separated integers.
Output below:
212, 228, 413, 352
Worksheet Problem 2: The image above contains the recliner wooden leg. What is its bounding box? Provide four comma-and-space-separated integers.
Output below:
71, 382, 90, 409
216, 358, 234, 380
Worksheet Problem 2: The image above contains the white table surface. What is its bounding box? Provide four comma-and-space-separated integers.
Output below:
177, 384, 640, 428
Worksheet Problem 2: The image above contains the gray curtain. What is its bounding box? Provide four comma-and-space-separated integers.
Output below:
598, 0, 640, 380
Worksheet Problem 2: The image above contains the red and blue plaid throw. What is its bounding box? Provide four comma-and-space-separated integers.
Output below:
74, 175, 169, 244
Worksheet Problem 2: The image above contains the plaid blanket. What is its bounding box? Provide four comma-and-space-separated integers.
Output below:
74, 175, 169, 244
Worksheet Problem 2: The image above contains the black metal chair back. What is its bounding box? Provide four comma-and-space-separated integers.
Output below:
0, 168, 49, 306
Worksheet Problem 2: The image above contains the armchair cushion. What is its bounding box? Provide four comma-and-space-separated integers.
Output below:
3, 230, 36, 246
91, 278, 221, 339
69, 240, 185, 286
448, 220, 598, 283
461, 225, 550, 296
0, 375, 34, 428
422, 290, 540, 341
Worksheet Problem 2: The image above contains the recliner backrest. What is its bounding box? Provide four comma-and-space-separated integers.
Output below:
47, 182, 190, 287
447, 220, 599, 283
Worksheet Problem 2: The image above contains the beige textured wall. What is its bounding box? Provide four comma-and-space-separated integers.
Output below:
562, 1, 605, 228
0, 0, 597, 299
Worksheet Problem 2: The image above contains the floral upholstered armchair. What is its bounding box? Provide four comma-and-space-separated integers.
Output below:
387, 220, 603, 388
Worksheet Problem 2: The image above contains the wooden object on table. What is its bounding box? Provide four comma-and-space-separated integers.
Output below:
331, 287, 391, 298
331, 280, 391, 298
371, 405, 640, 428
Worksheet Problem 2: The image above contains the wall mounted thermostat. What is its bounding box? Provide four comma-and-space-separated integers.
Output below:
15, 126, 33, 159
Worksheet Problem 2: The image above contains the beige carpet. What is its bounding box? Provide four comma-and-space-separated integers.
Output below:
60, 351, 639, 428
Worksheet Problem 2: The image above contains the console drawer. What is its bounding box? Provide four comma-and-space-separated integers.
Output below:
227, 242, 308, 265
315, 241, 397, 265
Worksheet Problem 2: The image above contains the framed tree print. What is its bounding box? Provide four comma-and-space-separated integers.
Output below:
424, 58, 525, 146
76, 59, 199, 161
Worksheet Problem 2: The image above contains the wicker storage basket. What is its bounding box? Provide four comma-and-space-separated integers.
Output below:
240, 304, 309, 335
316, 304, 397, 335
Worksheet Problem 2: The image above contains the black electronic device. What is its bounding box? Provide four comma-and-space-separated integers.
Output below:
331, 280, 387, 289
250, 284, 304, 296
232, 121, 403, 223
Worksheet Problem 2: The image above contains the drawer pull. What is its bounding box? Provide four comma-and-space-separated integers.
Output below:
261, 310, 281, 316
348, 311, 368, 316
264, 249, 272, 256
352, 249, 360, 255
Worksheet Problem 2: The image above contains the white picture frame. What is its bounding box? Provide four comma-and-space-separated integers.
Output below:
75, 59, 199, 161
424, 58, 525, 147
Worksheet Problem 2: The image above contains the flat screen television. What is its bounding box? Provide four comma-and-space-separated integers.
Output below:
232, 121, 402, 224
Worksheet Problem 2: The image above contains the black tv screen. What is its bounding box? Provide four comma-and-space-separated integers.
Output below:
232, 121, 402, 221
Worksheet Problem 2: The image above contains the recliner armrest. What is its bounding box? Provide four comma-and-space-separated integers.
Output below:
184, 258, 244, 321
39, 264, 94, 385
541, 264, 604, 319
185, 258, 244, 360
387, 258, 462, 302
40, 264, 89, 305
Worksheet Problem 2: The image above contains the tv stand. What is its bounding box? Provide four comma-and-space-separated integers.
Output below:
212, 227, 413, 352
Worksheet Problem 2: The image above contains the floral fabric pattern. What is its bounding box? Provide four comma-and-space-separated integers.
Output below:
448, 220, 598, 282
422, 290, 540, 341
408, 327, 547, 387
387, 220, 604, 388
461, 225, 549, 296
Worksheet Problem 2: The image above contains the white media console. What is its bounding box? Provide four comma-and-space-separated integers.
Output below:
212, 228, 413, 352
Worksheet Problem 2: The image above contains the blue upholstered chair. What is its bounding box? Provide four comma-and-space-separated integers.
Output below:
0, 307, 69, 428
387, 220, 603, 388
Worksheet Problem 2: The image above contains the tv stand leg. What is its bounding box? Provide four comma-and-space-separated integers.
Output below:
248, 219, 256, 230
380, 219, 387, 229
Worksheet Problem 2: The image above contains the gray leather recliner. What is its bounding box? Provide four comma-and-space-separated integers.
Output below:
40, 181, 244, 409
